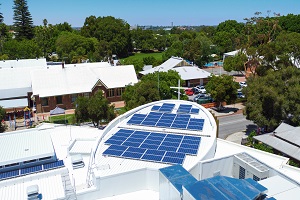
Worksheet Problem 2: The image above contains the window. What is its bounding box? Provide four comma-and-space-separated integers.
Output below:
84, 92, 89, 98
108, 89, 115, 97
24, 159, 37, 164
71, 94, 77, 103
56, 96, 63, 104
239, 166, 245, 179
41, 97, 48, 106
116, 88, 124, 96
5, 163, 19, 168
39, 156, 52, 161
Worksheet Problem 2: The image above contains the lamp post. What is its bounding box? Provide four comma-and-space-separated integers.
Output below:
157, 66, 164, 95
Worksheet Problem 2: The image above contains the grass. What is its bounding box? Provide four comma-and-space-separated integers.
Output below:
49, 114, 75, 124
120, 52, 163, 64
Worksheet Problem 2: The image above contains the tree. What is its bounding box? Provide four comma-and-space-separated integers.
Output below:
122, 70, 185, 110
223, 52, 248, 73
3, 39, 42, 59
0, 106, 7, 133
88, 91, 116, 127
0, 3, 4, 23
245, 66, 300, 131
13, 0, 34, 40
81, 16, 132, 58
74, 96, 90, 124
205, 75, 240, 109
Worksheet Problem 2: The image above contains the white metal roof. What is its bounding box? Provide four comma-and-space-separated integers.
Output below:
31, 63, 138, 97
140, 56, 184, 75
91, 65, 138, 89
0, 58, 47, 69
93, 100, 218, 178
31, 66, 98, 97
0, 130, 54, 166
172, 66, 211, 80
0, 98, 28, 109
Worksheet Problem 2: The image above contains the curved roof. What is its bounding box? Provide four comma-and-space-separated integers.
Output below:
92, 100, 217, 177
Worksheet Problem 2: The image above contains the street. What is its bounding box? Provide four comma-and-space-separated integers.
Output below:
217, 113, 256, 139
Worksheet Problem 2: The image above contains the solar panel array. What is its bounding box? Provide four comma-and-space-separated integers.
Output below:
0, 160, 65, 181
128, 112, 204, 131
103, 129, 201, 165
177, 104, 199, 114
151, 103, 175, 112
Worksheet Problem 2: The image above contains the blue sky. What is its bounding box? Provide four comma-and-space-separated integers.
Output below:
1, 0, 300, 27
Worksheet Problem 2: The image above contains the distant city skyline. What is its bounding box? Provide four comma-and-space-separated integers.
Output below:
1, 0, 300, 27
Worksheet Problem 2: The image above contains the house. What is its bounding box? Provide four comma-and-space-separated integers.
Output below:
0, 59, 138, 114
0, 100, 300, 199
31, 62, 138, 113
140, 56, 211, 87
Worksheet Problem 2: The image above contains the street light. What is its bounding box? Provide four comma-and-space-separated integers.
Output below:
157, 66, 164, 95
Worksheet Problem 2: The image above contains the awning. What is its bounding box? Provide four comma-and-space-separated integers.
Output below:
0, 98, 28, 109
50, 106, 65, 115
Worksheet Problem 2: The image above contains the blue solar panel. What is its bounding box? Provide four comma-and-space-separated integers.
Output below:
167, 134, 184, 140
190, 108, 199, 114
126, 146, 147, 154
148, 112, 164, 117
162, 139, 181, 145
129, 134, 148, 139
122, 141, 141, 147
122, 151, 143, 159
162, 113, 177, 119
171, 123, 188, 129
143, 139, 162, 145
187, 125, 203, 131
126, 137, 144, 143
103, 148, 124, 156
0, 170, 19, 180
178, 147, 198, 155
159, 103, 175, 112
142, 154, 163, 162
43, 160, 64, 170
133, 131, 150, 136
118, 129, 135, 134
149, 132, 166, 138
158, 145, 178, 152
108, 145, 128, 151
162, 156, 184, 164
177, 104, 192, 113
161, 141, 180, 147
127, 114, 146, 125
21, 165, 43, 175
140, 143, 160, 149
180, 143, 199, 150
165, 151, 185, 158
104, 139, 123, 145
146, 149, 166, 156
151, 105, 161, 111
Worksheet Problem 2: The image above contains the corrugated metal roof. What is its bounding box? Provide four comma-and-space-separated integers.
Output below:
69, 140, 95, 154
254, 133, 300, 161
140, 57, 184, 75
0, 58, 47, 69
0, 98, 28, 109
91, 65, 138, 89
0, 130, 55, 166
0, 173, 65, 200
172, 66, 211, 80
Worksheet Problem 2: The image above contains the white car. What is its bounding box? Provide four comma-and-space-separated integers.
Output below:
239, 82, 247, 87
196, 85, 206, 94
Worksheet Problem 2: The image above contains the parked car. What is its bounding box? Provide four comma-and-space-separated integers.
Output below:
196, 96, 213, 104
184, 88, 194, 96
196, 85, 206, 94
239, 82, 247, 87
237, 91, 245, 98
193, 94, 209, 102
191, 87, 200, 94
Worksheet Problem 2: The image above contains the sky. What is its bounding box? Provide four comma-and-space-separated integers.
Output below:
1, 0, 300, 27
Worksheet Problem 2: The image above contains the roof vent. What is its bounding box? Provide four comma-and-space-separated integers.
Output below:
27, 185, 41, 200
71, 154, 85, 169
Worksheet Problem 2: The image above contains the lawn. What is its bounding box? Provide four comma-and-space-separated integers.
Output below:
49, 114, 75, 124
120, 52, 163, 64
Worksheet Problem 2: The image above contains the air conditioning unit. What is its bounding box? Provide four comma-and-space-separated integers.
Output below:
71, 154, 85, 169
232, 153, 269, 181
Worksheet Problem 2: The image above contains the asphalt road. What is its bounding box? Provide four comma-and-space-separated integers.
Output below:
217, 113, 257, 139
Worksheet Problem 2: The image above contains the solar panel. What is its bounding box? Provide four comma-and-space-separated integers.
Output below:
122, 151, 144, 159
158, 145, 178, 152
140, 143, 160, 149
43, 160, 64, 170
127, 114, 146, 125
103, 148, 124, 156
146, 149, 166, 156
141, 154, 163, 162
162, 156, 184, 165
177, 147, 198, 155
177, 104, 192, 113
190, 108, 199, 114
158, 103, 175, 112
142, 139, 162, 145
122, 141, 141, 147
20, 165, 43, 175
151, 105, 161, 111
0, 170, 19, 180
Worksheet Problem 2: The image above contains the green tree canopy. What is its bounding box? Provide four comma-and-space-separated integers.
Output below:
13, 0, 34, 40
81, 16, 132, 58
74, 96, 90, 124
245, 66, 300, 130
223, 53, 247, 73
205, 74, 240, 108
